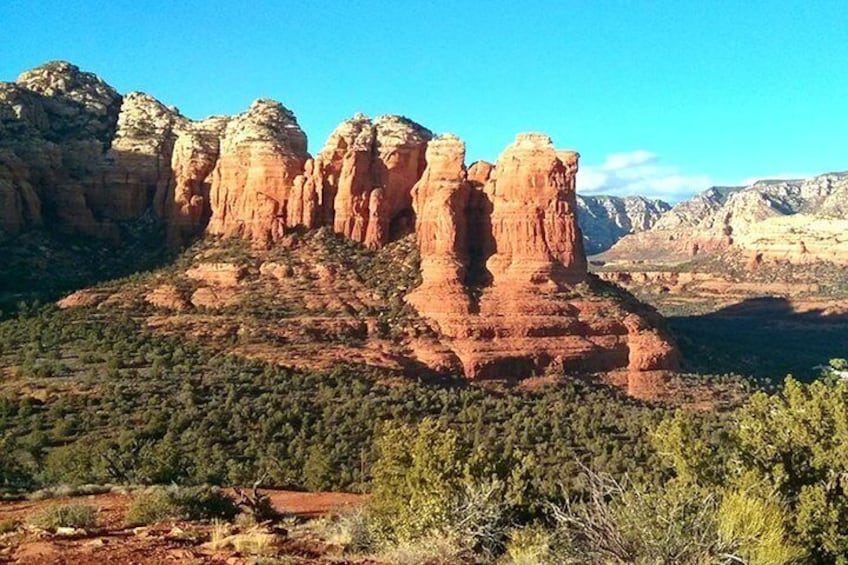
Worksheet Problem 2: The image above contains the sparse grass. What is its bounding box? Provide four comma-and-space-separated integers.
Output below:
377, 533, 469, 565
318, 507, 373, 553
27, 483, 117, 501
29, 503, 98, 530
207, 521, 278, 556
0, 519, 20, 534
502, 526, 553, 564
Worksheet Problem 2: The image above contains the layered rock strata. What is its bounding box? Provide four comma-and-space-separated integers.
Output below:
601, 173, 848, 266
406, 133, 679, 379
206, 99, 308, 243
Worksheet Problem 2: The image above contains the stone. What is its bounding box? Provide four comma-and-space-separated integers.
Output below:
310, 113, 431, 247
406, 133, 679, 380
207, 99, 308, 244
406, 135, 472, 320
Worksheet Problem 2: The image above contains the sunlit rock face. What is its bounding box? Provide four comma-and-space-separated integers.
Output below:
206, 99, 309, 244
406, 133, 679, 380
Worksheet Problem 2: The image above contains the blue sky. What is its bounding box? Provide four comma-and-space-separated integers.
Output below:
1, 0, 846, 202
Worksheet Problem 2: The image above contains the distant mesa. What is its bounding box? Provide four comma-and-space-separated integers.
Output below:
2, 61, 679, 381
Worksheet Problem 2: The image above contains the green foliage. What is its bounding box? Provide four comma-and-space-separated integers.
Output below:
124, 486, 238, 526
654, 376, 848, 563
29, 503, 98, 530
503, 525, 553, 565
0, 305, 672, 500
717, 488, 804, 565
368, 419, 513, 556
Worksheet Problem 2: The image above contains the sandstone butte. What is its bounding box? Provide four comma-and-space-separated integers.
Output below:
1, 61, 680, 381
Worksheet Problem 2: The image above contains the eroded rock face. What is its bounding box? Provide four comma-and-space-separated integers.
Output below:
576, 195, 671, 255
0, 62, 123, 237
101, 92, 188, 221
484, 134, 586, 286
407, 133, 679, 380
601, 173, 848, 266
296, 113, 431, 247
207, 99, 308, 244
406, 135, 472, 322
165, 117, 229, 247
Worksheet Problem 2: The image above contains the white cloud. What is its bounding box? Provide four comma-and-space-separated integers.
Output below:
577, 150, 712, 203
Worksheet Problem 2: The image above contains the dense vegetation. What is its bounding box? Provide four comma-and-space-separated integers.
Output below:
0, 304, 684, 498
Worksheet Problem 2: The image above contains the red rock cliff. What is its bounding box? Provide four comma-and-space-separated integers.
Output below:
407, 133, 679, 380
290, 114, 431, 248
406, 134, 472, 318
207, 99, 308, 244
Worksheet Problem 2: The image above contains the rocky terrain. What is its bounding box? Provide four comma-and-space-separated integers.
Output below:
576, 194, 670, 254
0, 61, 678, 386
598, 173, 848, 266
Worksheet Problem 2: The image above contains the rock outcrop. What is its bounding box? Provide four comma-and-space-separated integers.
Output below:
290, 114, 432, 248
206, 99, 308, 244
576, 194, 670, 254
406, 135, 472, 321
5, 61, 681, 386
407, 133, 679, 379
601, 173, 848, 266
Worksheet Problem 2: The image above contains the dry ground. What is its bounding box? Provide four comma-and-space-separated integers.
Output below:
0, 490, 367, 564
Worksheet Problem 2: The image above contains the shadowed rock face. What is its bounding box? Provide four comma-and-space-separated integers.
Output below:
405, 133, 679, 379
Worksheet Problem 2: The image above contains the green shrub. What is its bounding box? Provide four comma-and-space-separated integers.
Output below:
368, 419, 512, 557
29, 503, 98, 530
717, 488, 803, 565
125, 486, 238, 526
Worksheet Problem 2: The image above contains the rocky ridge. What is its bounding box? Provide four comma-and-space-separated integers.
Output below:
600, 173, 848, 266
576, 194, 670, 254
3, 61, 679, 382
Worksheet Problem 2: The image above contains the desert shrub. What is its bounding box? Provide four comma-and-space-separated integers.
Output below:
0, 519, 20, 534
368, 419, 513, 558
40, 441, 109, 485
321, 507, 374, 553
29, 503, 98, 530
125, 485, 238, 526
503, 525, 553, 564
654, 376, 848, 562
550, 472, 725, 564
717, 487, 803, 564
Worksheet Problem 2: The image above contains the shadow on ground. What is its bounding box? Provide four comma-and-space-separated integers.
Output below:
668, 296, 848, 380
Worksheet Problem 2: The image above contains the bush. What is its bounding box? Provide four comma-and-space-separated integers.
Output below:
125, 486, 238, 526
550, 472, 725, 564
503, 525, 553, 564
0, 519, 20, 534
29, 503, 98, 530
367, 419, 513, 559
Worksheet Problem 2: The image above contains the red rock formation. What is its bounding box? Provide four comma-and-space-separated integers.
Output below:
406, 135, 472, 323
407, 133, 679, 380
484, 134, 586, 286
0, 150, 41, 234
207, 99, 308, 244
286, 159, 321, 230
164, 116, 228, 247
98, 92, 187, 221
304, 114, 431, 247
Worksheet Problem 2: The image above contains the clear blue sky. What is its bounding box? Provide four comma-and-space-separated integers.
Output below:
2, 0, 847, 201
